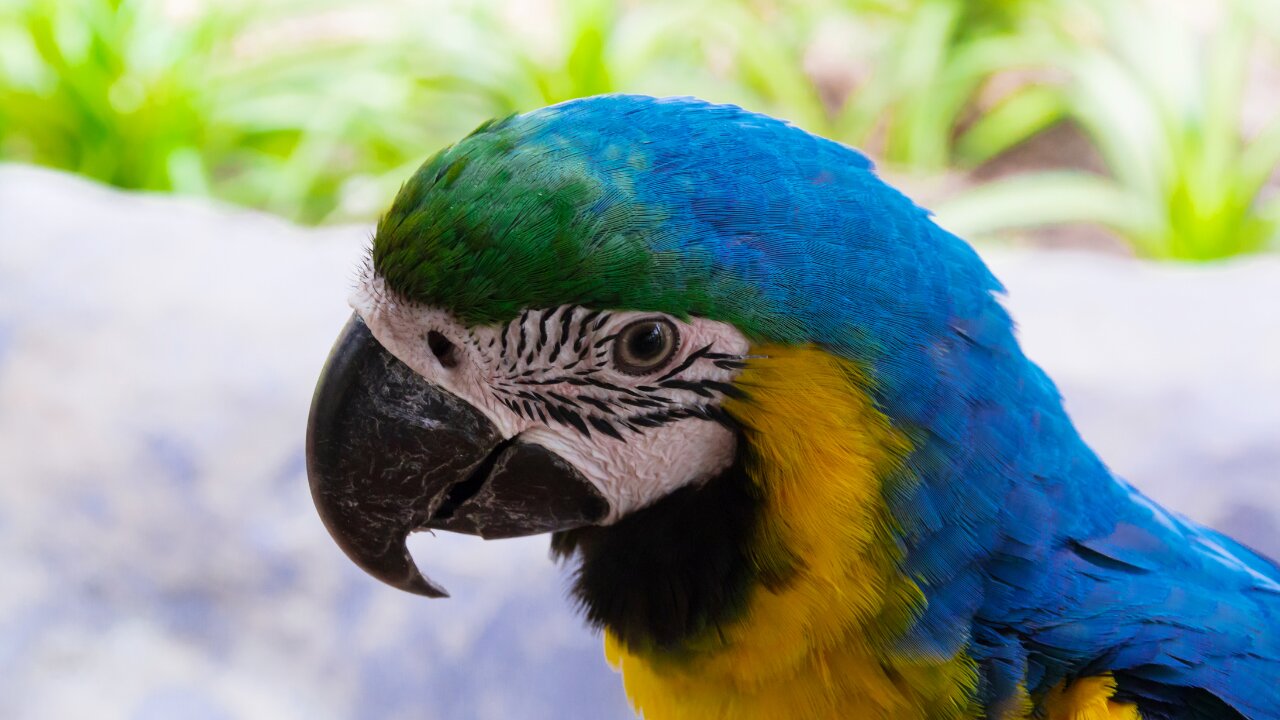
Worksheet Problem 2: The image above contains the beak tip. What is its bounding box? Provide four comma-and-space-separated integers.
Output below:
407, 579, 451, 599
398, 560, 451, 599
354, 540, 451, 599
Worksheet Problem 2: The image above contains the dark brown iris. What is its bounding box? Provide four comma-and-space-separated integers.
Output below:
613, 318, 678, 375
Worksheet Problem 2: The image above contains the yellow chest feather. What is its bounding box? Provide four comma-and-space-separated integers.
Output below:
599, 345, 1142, 720
604, 345, 978, 719
1042, 675, 1141, 720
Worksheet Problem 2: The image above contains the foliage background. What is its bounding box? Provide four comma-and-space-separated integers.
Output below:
2, 0, 1280, 260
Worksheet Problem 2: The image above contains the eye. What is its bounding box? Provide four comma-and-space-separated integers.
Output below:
613, 318, 679, 375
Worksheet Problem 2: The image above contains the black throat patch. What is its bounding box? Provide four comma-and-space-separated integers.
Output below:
550, 446, 762, 653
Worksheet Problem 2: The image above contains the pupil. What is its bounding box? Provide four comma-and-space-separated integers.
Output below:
628, 324, 663, 359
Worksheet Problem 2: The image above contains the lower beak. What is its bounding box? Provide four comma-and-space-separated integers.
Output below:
305, 314, 608, 597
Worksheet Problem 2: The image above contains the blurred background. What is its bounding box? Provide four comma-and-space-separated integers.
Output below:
3, 0, 1280, 258
1, 1, 1279, 719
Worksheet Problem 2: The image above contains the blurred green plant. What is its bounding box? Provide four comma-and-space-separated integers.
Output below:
0, 0, 489, 222
1, 0, 1278, 261
938, 0, 1280, 259
0, 0, 236, 193
695, 0, 1074, 172
840, 0, 1073, 171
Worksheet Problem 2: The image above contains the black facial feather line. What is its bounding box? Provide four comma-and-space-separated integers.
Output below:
473, 305, 747, 441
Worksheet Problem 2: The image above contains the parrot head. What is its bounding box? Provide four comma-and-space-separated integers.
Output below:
306, 94, 1017, 653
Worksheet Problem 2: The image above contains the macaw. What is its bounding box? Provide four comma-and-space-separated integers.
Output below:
305, 95, 1280, 719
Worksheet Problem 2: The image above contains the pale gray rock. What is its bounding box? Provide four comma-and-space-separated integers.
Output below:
984, 250, 1280, 556
0, 166, 630, 720
0, 164, 1276, 719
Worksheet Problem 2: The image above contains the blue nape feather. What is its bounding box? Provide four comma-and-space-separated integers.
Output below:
509, 95, 1280, 717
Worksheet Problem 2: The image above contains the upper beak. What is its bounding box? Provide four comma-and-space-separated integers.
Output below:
305, 314, 608, 597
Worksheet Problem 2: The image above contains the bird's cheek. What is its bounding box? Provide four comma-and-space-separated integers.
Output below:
524, 420, 738, 523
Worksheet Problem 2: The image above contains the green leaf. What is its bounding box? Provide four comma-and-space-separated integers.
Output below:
955, 85, 1066, 166
933, 171, 1157, 241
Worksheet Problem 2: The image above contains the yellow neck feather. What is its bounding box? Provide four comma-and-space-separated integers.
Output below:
604, 345, 979, 719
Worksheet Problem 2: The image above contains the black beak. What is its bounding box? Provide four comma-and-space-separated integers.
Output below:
305, 314, 609, 597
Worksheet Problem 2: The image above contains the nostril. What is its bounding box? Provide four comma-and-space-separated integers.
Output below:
426, 331, 459, 369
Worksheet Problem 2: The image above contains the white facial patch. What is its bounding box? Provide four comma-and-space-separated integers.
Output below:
350, 273, 751, 522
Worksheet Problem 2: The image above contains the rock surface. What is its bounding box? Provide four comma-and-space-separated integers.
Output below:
1, 165, 1276, 720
